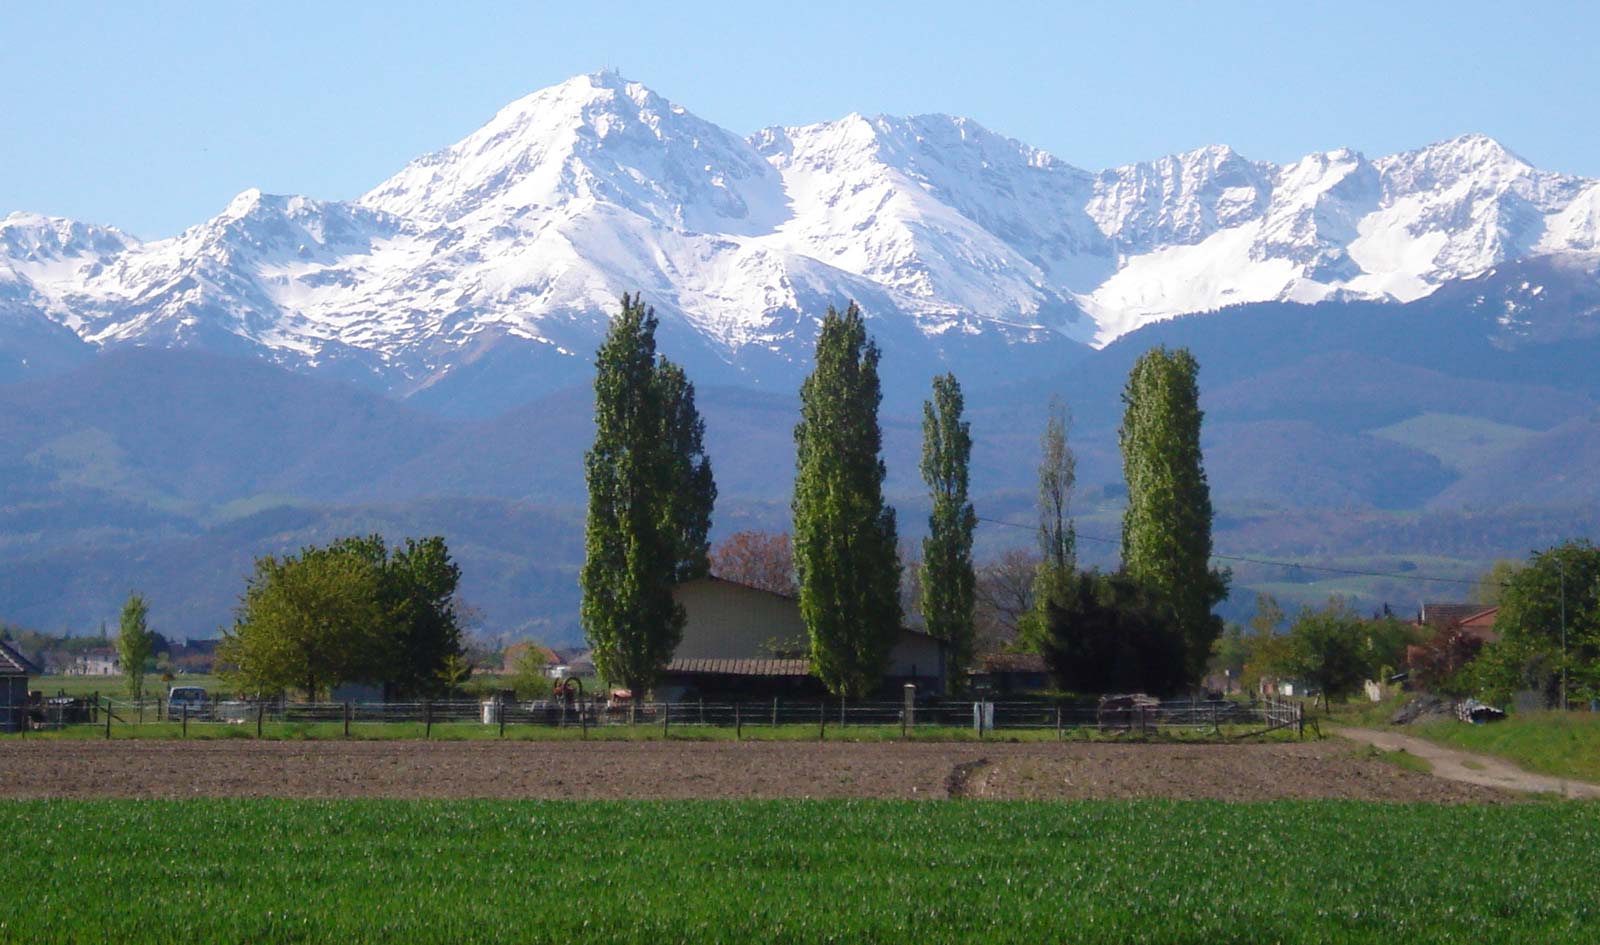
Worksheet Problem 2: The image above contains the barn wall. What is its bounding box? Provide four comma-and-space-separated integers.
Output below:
888, 634, 945, 682
674, 580, 809, 659
1, 675, 26, 732
672, 578, 948, 694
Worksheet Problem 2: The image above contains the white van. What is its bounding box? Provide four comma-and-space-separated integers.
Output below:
167, 686, 208, 720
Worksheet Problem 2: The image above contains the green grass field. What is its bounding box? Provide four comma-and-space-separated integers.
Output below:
1245, 554, 1485, 614
1407, 712, 1600, 784
1323, 697, 1600, 784
29, 673, 227, 699
1368, 411, 1537, 473
1321, 693, 1409, 728
1, 799, 1596, 944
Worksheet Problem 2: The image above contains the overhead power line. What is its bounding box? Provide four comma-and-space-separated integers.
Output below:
973, 515, 1484, 588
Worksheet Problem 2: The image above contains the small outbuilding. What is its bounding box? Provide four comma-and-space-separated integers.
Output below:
1, 639, 37, 732
657, 657, 821, 701
969, 652, 1050, 696
659, 576, 947, 700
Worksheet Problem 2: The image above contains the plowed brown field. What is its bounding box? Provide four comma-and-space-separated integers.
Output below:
0, 739, 1514, 802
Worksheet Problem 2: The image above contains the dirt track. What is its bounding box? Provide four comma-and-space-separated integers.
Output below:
0, 739, 1514, 802
1334, 727, 1600, 799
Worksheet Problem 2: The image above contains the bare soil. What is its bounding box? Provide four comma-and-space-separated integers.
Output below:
0, 739, 1514, 802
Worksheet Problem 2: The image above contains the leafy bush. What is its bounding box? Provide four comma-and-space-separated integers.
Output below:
1409, 627, 1485, 696
1038, 571, 1187, 695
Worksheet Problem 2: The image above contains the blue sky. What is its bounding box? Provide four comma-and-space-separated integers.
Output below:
4, 0, 1596, 238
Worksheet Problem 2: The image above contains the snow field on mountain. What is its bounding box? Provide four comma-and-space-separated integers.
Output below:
4, 72, 1600, 403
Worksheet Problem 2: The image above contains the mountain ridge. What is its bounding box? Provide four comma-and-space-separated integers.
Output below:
4, 71, 1600, 415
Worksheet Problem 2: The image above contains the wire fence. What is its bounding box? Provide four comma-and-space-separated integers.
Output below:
4, 694, 1308, 740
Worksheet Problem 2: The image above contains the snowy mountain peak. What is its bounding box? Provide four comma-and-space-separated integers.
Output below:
1381, 132, 1534, 190
1089, 144, 1272, 253
222, 187, 268, 218
1169, 143, 1251, 169
1424, 132, 1525, 164
359, 72, 784, 236
1, 212, 137, 258
5, 73, 1600, 410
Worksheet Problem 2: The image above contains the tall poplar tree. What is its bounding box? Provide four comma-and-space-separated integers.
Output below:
1019, 398, 1076, 653
581, 294, 716, 695
117, 591, 156, 702
792, 302, 902, 697
920, 373, 977, 693
1036, 397, 1076, 576
656, 360, 717, 581
1119, 346, 1229, 684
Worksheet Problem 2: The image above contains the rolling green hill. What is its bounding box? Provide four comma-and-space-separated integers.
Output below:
6, 286, 1600, 640
1370, 412, 1540, 474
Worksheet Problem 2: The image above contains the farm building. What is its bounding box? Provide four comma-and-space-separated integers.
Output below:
1414, 603, 1501, 646
1418, 602, 1489, 631
969, 652, 1050, 695
1450, 607, 1500, 644
1, 639, 36, 732
657, 576, 947, 700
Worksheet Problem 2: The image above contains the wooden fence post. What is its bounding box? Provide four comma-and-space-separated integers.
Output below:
181, 703, 188, 738
343, 701, 351, 738
258, 702, 265, 739
581, 699, 589, 739
663, 702, 670, 739
818, 700, 826, 741
104, 696, 111, 740
424, 700, 432, 740
1056, 704, 1063, 740
498, 698, 506, 739
771, 697, 777, 727
735, 702, 742, 741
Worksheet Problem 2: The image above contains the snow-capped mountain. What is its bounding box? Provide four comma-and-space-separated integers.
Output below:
4, 70, 1599, 410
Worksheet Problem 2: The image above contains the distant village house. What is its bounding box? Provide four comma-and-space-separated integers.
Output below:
1418, 602, 1500, 644
66, 650, 120, 676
